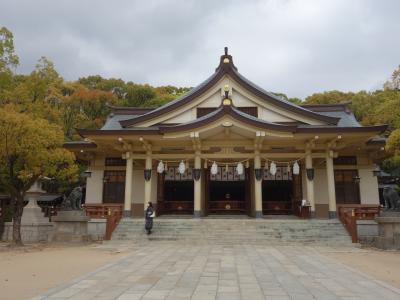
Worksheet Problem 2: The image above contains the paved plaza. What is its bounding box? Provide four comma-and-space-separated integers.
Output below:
32, 243, 400, 300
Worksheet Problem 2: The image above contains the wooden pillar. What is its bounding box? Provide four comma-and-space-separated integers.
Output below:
254, 150, 263, 218
193, 151, 202, 217
144, 150, 152, 215
123, 152, 133, 217
305, 150, 315, 214
326, 149, 337, 218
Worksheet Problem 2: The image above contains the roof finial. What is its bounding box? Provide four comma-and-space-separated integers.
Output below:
224, 47, 228, 56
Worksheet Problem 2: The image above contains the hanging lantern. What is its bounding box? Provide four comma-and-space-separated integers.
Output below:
245, 160, 250, 168
286, 163, 291, 173
211, 161, 218, 175
178, 160, 186, 174
157, 161, 165, 174
293, 161, 300, 175
164, 162, 168, 172
225, 164, 229, 173
185, 160, 189, 170
264, 160, 268, 170
269, 162, 277, 176
236, 162, 244, 175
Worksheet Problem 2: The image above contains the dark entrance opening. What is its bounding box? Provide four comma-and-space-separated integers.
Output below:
206, 166, 250, 215
262, 181, 293, 214
157, 167, 194, 215
262, 166, 295, 214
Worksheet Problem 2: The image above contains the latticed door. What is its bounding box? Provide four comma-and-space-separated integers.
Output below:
102, 170, 125, 204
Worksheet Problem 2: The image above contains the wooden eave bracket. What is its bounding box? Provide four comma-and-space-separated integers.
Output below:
254, 131, 266, 150
139, 137, 152, 152
190, 131, 201, 151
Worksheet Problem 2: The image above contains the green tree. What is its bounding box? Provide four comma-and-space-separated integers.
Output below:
26, 56, 63, 103
0, 106, 78, 245
0, 27, 19, 99
125, 83, 157, 107
304, 90, 355, 104
62, 87, 118, 139
78, 75, 126, 98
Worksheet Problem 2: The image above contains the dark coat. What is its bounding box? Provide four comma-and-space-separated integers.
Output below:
145, 206, 154, 231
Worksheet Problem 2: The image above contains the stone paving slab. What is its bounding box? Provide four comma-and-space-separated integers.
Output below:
31, 243, 400, 300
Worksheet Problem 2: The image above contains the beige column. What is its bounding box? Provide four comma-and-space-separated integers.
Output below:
254, 150, 263, 218
326, 149, 337, 218
123, 152, 133, 217
305, 150, 315, 214
144, 150, 152, 215
193, 151, 202, 217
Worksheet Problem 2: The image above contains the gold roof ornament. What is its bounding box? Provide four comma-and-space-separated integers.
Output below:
223, 98, 231, 106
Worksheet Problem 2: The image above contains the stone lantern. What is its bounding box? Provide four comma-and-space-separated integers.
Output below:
21, 180, 49, 224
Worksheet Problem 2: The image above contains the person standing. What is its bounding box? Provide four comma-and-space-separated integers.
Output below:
145, 202, 155, 235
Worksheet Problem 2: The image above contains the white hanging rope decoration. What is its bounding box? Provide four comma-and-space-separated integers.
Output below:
236, 162, 244, 175
152, 155, 306, 177
157, 161, 164, 174
269, 161, 277, 175
210, 161, 218, 175
178, 160, 186, 174
293, 161, 300, 175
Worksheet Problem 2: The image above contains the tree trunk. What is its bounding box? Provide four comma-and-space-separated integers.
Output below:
0, 200, 5, 240
11, 195, 24, 246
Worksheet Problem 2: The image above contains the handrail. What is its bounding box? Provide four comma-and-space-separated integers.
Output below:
83, 204, 123, 219
104, 209, 122, 240
337, 204, 380, 243
83, 204, 123, 240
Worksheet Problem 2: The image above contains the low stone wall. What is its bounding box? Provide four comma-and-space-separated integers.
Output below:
374, 216, 400, 250
1, 218, 106, 243
357, 219, 379, 245
88, 218, 106, 241
1, 222, 54, 242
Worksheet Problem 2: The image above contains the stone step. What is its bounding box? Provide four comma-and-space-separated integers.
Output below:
111, 217, 354, 246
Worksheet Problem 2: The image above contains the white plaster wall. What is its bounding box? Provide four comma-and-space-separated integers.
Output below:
163, 109, 193, 123
260, 107, 296, 123
131, 169, 158, 204
132, 170, 144, 204
85, 169, 103, 204
359, 167, 379, 204
198, 91, 222, 107
313, 168, 328, 205
231, 89, 256, 107
301, 168, 328, 204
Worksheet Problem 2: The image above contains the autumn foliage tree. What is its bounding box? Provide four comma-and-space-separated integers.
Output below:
0, 107, 78, 245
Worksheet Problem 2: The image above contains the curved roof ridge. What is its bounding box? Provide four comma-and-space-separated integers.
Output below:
229, 68, 339, 124
119, 48, 340, 127
159, 104, 297, 133
119, 70, 223, 127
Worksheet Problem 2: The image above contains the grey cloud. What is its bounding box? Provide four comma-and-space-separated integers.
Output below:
1, 0, 399, 99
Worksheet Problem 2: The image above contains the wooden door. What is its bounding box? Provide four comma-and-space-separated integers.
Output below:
102, 170, 125, 203
334, 170, 360, 204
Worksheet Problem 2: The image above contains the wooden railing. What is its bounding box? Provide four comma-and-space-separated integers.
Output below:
337, 204, 381, 243
105, 209, 122, 240
83, 204, 123, 219
83, 204, 123, 240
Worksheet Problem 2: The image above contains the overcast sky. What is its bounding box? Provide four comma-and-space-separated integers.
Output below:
1, 0, 399, 99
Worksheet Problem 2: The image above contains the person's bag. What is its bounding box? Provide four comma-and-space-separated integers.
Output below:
150, 211, 156, 218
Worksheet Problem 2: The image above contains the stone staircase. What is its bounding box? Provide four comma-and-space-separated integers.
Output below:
111, 217, 355, 246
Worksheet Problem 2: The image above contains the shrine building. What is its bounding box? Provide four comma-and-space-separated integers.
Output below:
65, 48, 387, 219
